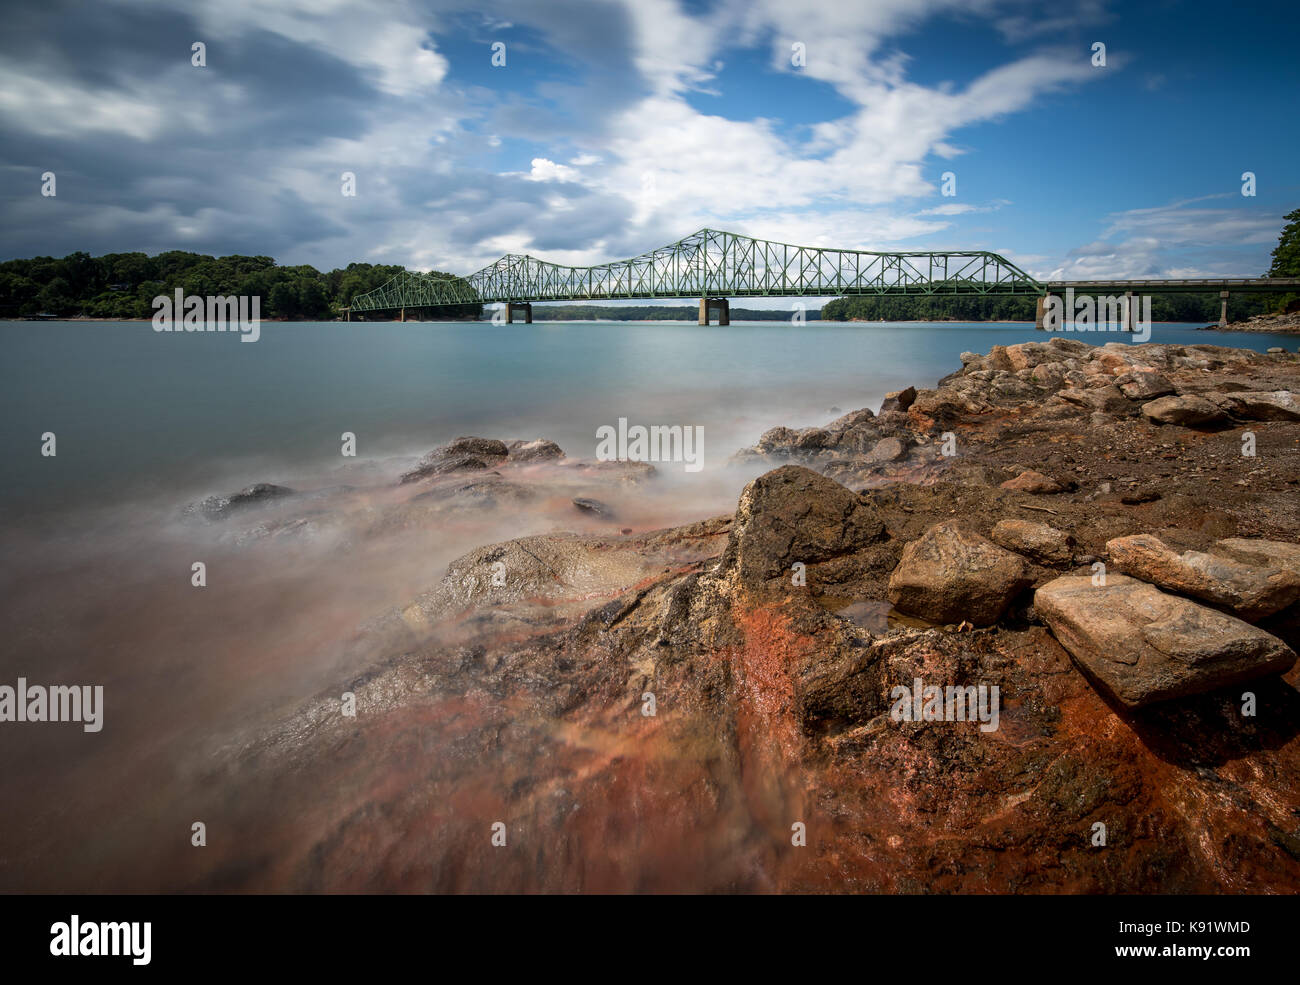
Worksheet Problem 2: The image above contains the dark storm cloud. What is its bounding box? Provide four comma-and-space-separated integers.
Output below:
0, 0, 647, 270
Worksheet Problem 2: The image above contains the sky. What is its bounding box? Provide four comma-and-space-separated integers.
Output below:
2, 0, 1297, 306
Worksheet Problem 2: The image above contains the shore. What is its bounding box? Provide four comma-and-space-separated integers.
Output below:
1211, 309, 1300, 335
6, 338, 1300, 893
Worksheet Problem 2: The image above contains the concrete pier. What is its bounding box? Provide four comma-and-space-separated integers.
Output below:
698, 297, 729, 326
505, 302, 533, 324
1220, 290, 1230, 328
1035, 292, 1054, 330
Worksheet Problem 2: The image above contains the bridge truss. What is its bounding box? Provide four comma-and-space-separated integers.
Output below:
348, 228, 1046, 311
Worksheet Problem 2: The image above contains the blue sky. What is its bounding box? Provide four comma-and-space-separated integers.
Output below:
2, 0, 1297, 305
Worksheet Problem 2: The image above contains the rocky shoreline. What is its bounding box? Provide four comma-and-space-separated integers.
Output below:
1211, 309, 1300, 335
186, 338, 1300, 892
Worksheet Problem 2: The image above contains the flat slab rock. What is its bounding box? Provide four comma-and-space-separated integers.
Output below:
1035, 573, 1296, 708
1106, 533, 1300, 621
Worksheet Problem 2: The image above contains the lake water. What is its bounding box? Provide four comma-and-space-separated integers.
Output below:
2, 318, 1295, 520
1, 315, 1298, 890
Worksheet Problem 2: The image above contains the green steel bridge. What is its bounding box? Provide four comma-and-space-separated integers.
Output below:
346, 227, 1300, 326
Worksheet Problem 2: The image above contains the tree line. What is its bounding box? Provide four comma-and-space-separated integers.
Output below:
0, 251, 481, 320
819, 292, 1272, 323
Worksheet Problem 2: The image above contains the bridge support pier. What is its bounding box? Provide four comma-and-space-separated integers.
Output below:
505, 302, 532, 324
1220, 290, 1230, 328
1035, 292, 1054, 330
699, 297, 729, 326
1124, 291, 1136, 333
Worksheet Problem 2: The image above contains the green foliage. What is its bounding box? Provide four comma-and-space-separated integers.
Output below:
821, 291, 1270, 323
0, 251, 481, 320
1265, 207, 1300, 314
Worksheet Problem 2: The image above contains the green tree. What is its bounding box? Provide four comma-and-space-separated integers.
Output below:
1266, 207, 1300, 313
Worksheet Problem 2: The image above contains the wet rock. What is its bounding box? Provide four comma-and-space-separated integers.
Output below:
887, 521, 1033, 626
1035, 573, 1296, 708
1106, 534, 1300, 621
185, 482, 296, 520
1140, 394, 1230, 427
991, 519, 1074, 565
572, 497, 614, 518
756, 426, 800, 454
793, 428, 834, 451
444, 436, 510, 459
1000, 469, 1066, 494
506, 438, 565, 461
399, 455, 490, 482
718, 465, 886, 587
879, 386, 917, 413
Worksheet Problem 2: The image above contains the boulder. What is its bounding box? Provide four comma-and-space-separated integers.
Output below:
1035, 573, 1296, 708
867, 436, 908, 463
506, 438, 565, 461
718, 465, 886, 585
1140, 395, 1230, 427
756, 426, 800, 454
879, 386, 917, 413
887, 521, 1033, 626
1106, 534, 1300, 621
1217, 390, 1300, 422
399, 455, 490, 483
991, 519, 1074, 565
444, 436, 510, 458
1212, 537, 1300, 575
1115, 370, 1175, 400
1000, 469, 1066, 494
572, 497, 614, 518
185, 482, 296, 520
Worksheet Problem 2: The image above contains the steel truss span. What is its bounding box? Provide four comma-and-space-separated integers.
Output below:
348, 228, 1045, 311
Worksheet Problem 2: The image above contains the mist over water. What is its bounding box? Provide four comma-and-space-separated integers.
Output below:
0, 317, 1294, 890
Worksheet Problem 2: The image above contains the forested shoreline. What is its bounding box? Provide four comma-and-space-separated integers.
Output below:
0, 251, 481, 320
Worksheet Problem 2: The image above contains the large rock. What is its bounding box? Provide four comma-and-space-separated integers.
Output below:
887, 521, 1033, 626
1106, 534, 1300, 621
991, 519, 1074, 564
399, 455, 490, 483
867, 436, 908, 463
443, 436, 510, 459
1000, 469, 1066, 494
1213, 537, 1300, 574
879, 386, 917, 413
718, 465, 886, 585
185, 482, 296, 520
1140, 394, 1229, 427
1217, 390, 1300, 421
1035, 574, 1296, 708
506, 438, 565, 461
1115, 370, 1175, 400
